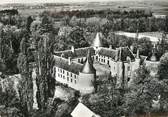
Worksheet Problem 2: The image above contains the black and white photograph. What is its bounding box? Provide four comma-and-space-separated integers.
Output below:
0, 0, 168, 117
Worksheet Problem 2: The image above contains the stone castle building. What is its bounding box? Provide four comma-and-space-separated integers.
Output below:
53, 32, 159, 94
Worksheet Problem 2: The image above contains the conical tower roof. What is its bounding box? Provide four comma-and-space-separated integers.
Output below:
92, 32, 103, 47
86, 49, 93, 64
81, 51, 96, 74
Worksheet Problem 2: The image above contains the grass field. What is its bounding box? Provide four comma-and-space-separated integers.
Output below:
3, 0, 167, 17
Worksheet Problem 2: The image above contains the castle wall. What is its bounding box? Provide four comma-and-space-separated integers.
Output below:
54, 66, 79, 90
53, 66, 95, 94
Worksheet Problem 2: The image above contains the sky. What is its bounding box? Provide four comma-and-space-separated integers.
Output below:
0, 0, 148, 4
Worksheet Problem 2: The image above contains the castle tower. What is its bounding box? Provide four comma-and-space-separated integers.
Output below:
150, 44, 157, 62
134, 48, 141, 70
92, 32, 103, 51
78, 51, 96, 94
116, 47, 124, 88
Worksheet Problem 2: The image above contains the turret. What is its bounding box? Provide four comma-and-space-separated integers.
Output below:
116, 47, 124, 87
92, 32, 103, 51
150, 44, 157, 62
150, 51, 157, 62
81, 50, 96, 74
136, 48, 140, 59
133, 48, 141, 72
78, 51, 96, 94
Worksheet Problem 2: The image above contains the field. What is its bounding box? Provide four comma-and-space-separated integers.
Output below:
0, 0, 167, 17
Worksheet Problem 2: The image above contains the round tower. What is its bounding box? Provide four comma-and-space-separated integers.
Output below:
134, 48, 141, 69
150, 44, 157, 62
78, 51, 96, 94
92, 32, 103, 51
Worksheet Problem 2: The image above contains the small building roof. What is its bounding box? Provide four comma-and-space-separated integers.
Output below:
71, 103, 100, 117
81, 51, 96, 74
92, 32, 103, 47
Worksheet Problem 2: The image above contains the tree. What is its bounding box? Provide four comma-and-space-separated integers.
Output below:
123, 65, 160, 116
158, 53, 168, 80
68, 27, 89, 48
26, 16, 33, 32
35, 33, 56, 110
17, 33, 33, 117
40, 15, 53, 34
135, 37, 153, 56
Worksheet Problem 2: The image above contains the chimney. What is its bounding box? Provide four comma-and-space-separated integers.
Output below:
109, 45, 112, 49
68, 57, 71, 65
61, 53, 64, 58
71, 46, 75, 53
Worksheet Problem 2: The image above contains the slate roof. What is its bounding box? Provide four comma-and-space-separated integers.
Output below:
54, 55, 83, 74
54, 47, 95, 59
99, 47, 135, 62
119, 47, 135, 62
81, 50, 96, 74
98, 48, 117, 59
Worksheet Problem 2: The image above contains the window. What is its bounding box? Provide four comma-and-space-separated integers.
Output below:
67, 77, 69, 81
63, 76, 65, 79
63, 70, 64, 74
71, 79, 73, 83
67, 72, 69, 76
74, 75, 77, 79
127, 77, 130, 82
75, 80, 77, 84
58, 73, 60, 77
96, 56, 98, 61
61, 74, 62, 78
71, 73, 72, 77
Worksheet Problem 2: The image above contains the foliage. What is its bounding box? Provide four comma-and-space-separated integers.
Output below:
68, 27, 89, 48
26, 16, 33, 32
123, 65, 164, 116
158, 53, 168, 80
